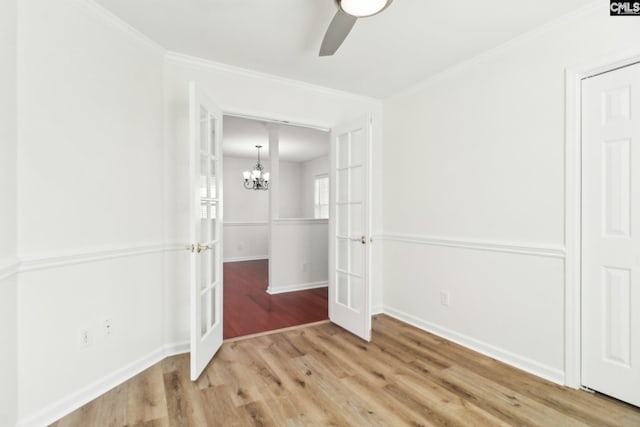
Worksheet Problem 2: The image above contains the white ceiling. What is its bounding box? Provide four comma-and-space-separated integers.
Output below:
223, 115, 329, 163
94, 0, 594, 98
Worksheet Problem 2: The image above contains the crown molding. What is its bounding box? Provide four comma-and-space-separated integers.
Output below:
165, 51, 382, 104
74, 0, 166, 55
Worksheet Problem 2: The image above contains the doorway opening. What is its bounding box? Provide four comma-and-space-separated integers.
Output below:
221, 114, 331, 339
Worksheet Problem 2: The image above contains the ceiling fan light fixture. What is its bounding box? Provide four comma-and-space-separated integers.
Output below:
338, 0, 389, 17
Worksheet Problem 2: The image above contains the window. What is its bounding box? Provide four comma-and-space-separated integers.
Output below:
314, 174, 329, 219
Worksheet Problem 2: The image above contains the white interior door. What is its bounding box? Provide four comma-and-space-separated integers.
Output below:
329, 115, 371, 341
189, 82, 224, 381
582, 62, 640, 406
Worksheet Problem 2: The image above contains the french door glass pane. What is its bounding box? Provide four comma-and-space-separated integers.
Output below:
338, 134, 349, 168
210, 245, 217, 283
200, 155, 208, 198
337, 169, 349, 203
200, 252, 208, 291
200, 203, 209, 242
201, 291, 208, 337
337, 205, 348, 237
350, 240, 363, 276
209, 116, 217, 157
209, 285, 217, 329
210, 159, 217, 198
337, 272, 349, 306
350, 166, 363, 203
350, 128, 364, 165
350, 276, 363, 312
337, 238, 348, 271
200, 107, 208, 153
350, 203, 362, 237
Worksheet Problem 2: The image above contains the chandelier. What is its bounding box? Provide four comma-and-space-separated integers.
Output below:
242, 145, 270, 190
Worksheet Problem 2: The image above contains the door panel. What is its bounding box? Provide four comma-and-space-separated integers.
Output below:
329, 115, 371, 341
189, 82, 223, 381
582, 62, 640, 406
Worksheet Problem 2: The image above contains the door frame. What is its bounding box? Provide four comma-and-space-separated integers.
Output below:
564, 49, 640, 389
221, 110, 332, 295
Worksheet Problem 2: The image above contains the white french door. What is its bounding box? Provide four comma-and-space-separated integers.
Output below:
329, 115, 371, 341
189, 82, 224, 381
582, 62, 640, 406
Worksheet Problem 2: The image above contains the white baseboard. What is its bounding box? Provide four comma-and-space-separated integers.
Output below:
223, 255, 268, 263
267, 281, 328, 295
383, 306, 565, 385
17, 341, 190, 427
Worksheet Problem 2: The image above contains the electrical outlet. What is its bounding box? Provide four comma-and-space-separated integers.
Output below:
301, 263, 308, 272
440, 291, 450, 307
79, 328, 91, 348
104, 318, 113, 336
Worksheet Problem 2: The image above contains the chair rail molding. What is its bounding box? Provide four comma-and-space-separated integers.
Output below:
380, 233, 565, 259
17, 242, 184, 274
272, 218, 329, 226
223, 221, 269, 227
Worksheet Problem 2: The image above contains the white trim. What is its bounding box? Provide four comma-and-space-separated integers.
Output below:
266, 281, 328, 295
564, 50, 640, 390
223, 221, 269, 227
165, 51, 380, 104
163, 341, 190, 357
0, 257, 19, 282
272, 218, 329, 226
74, 0, 166, 54
384, 306, 565, 385
389, 0, 602, 101
224, 112, 330, 133
19, 243, 175, 273
17, 341, 189, 427
381, 233, 565, 259
223, 255, 269, 263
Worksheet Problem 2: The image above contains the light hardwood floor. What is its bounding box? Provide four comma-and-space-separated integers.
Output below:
51, 315, 640, 426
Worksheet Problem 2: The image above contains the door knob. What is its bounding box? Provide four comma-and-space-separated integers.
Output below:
186, 243, 211, 253
196, 243, 211, 253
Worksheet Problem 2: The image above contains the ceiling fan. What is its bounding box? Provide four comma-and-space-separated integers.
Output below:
319, 0, 393, 56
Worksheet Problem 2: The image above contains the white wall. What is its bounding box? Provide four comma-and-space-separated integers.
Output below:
301, 156, 329, 219
0, 0, 18, 425
382, 2, 640, 383
17, 0, 166, 423
222, 156, 268, 261
269, 220, 329, 294
278, 160, 304, 218
164, 54, 383, 344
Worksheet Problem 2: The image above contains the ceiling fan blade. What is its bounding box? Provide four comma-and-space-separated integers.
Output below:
319, 10, 357, 57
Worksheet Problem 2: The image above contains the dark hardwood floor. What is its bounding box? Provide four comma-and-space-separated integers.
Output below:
223, 260, 328, 339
